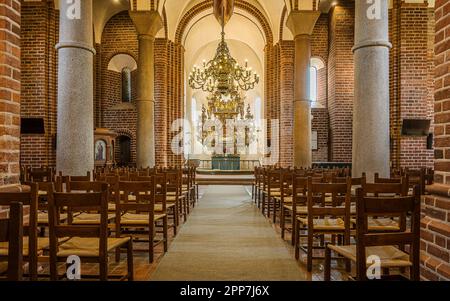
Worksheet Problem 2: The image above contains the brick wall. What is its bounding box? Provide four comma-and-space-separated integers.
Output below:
312, 108, 329, 162
20, 1, 58, 168
0, 0, 20, 218
390, 1, 434, 169
432, 0, 450, 183
327, 3, 354, 163
421, 192, 450, 280
0, 0, 20, 188
419, 0, 450, 281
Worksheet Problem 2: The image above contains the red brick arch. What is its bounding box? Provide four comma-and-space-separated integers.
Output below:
174, 0, 273, 45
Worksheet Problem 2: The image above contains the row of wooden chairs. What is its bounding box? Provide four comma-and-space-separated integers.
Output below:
1, 165, 199, 281
253, 166, 421, 280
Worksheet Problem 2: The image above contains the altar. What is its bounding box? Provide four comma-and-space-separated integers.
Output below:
211, 155, 240, 170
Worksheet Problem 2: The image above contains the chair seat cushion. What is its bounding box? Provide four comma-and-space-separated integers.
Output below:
166, 195, 178, 202
57, 237, 131, 257
274, 196, 293, 202
38, 212, 68, 224
0, 262, 7, 275
298, 217, 345, 230
283, 205, 307, 215
350, 218, 400, 231
72, 213, 115, 225
327, 245, 412, 268
120, 213, 166, 225
0, 237, 50, 256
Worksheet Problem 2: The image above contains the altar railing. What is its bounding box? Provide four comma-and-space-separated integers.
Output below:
198, 159, 260, 170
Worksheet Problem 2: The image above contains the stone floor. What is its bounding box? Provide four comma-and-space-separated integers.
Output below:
34, 185, 349, 281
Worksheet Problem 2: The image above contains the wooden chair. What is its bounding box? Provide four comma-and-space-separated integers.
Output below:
0, 202, 23, 281
262, 170, 282, 220
324, 187, 421, 281
295, 177, 352, 272
47, 182, 133, 281
115, 179, 168, 263
135, 174, 172, 237
158, 172, 180, 235
0, 184, 41, 280
280, 173, 307, 245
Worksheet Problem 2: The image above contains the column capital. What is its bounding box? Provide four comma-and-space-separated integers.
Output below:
129, 10, 163, 37
286, 10, 321, 37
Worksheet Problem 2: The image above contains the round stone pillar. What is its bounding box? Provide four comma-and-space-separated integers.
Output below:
286, 11, 320, 168
56, 0, 95, 176
352, 0, 392, 180
130, 11, 163, 169
293, 34, 313, 168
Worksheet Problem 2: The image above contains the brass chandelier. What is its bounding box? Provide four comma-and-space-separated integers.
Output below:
188, 29, 260, 95
190, 0, 259, 153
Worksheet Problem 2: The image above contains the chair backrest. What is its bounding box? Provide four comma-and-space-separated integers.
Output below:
116, 180, 155, 213
165, 169, 181, 195
405, 168, 425, 195
29, 168, 53, 183
332, 174, 366, 186
362, 178, 408, 197
355, 187, 421, 280
307, 177, 352, 209
59, 171, 91, 183
267, 170, 282, 192
0, 202, 23, 281
96, 175, 119, 199
292, 174, 308, 208
135, 174, 166, 212
374, 173, 408, 187
47, 182, 109, 258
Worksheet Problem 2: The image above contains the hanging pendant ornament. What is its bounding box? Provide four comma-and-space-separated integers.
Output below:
213, 0, 234, 28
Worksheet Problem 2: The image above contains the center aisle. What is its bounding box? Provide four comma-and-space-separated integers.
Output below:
151, 185, 307, 280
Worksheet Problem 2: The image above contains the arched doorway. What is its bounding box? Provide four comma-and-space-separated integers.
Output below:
117, 135, 131, 167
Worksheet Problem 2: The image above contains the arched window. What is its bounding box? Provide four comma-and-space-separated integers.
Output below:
121, 67, 132, 102
107, 54, 137, 103
310, 66, 318, 103
310, 57, 325, 107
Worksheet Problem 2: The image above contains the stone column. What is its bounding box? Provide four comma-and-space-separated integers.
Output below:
286, 11, 320, 168
130, 11, 163, 168
352, 0, 391, 179
56, 0, 95, 176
